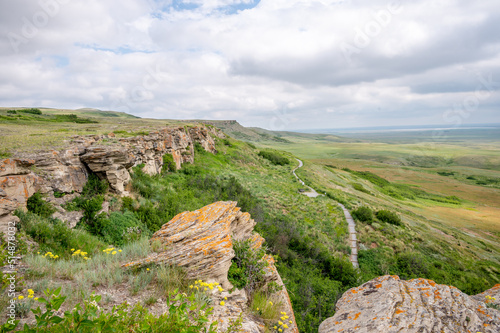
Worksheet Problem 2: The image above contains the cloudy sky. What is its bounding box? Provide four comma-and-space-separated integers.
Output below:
1, 0, 499, 130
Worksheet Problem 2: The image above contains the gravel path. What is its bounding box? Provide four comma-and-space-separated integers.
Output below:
293, 158, 359, 268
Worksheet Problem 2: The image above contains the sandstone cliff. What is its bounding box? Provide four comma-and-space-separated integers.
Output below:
123, 201, 298, 333
319, 275, 500, 333
0, 125, 224, 235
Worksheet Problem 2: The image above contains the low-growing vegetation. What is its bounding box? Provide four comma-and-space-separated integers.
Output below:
258, 150, 290, 166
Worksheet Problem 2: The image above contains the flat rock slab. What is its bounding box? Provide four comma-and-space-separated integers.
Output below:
319, 275, 500, 333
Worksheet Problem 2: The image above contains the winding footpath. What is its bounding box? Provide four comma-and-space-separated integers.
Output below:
293, 159, 359, 268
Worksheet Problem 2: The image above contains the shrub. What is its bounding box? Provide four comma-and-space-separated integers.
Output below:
81, 173, 108, 197
351, 183, 371, 194
26, 192, 56, 218
351, 206, 373, 223
376, 210, 402, 226
258, 151, 290, 166
79, 195, 106, 235
162, 154, 176, 174
18, 108, 42, 115
100, 211, 150, 246
228, 239, 268, 296
15, 210, 104, 257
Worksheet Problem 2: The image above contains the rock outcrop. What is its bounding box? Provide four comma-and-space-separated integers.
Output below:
122, 201, 298, 333
0, 159, 42, 235
319, 275, 500, 333
0, 126, 223, 232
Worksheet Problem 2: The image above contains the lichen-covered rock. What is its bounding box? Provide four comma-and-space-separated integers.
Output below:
122, 201, 249, 288
318, 275, 500, 333
0, 159, 42, 235
473, 283, 500, 307
122, 201, 298, 333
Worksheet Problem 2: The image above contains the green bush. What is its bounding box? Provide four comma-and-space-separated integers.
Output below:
81, 173, 108, 197
376, 210, 402, 226
228, 239, 268, 295
162, 154, 176, 174
258, 151, 290, 166
100, 211, 150, 246
26, 192, 56, 218
351, 206, 373, 223
18, 108, 42, 115
15, 210, 104, 257
351, 183, 371, 194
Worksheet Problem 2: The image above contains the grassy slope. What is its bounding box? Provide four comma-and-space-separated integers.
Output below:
253, 130, 500, 292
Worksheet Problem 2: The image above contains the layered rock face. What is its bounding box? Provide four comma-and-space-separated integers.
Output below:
0, 126, 222, 233
122, 201, 298, 333
0, 159, 42, 234
319, 275, 500, 333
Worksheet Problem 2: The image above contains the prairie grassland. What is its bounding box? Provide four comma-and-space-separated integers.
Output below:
259, 130, 500, 271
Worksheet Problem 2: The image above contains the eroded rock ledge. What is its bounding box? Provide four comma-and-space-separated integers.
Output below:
319, 275, 500, 333
0, 125, 224, 235
122, 201, 298, 333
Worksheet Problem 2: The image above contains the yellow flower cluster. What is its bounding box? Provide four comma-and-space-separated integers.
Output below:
18, 289, 39, 301
43, 252, 59, 259
71, 249, 90, 260
485, 295, 497, 303
102, 247, 122, 255
273, 311, 292, 332
190, 280, 224, 293
189, 280, 227, 306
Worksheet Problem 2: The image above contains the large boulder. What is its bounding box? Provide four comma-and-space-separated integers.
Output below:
122, 201, 256, 288
319, 275, 500, 333
122, 201, 298, 333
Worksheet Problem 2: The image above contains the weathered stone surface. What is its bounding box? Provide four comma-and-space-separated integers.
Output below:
31, 148, 88, 193
122, 201, 298, 333
122, 201, 246, 288
473, 283, 500, 307
0, 159, 43, 235
80, 147, 134, 194
52, 208, 84, 229
318, 275, 500, 333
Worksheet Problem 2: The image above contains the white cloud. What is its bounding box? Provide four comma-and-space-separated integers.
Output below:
0, 0, 499, 129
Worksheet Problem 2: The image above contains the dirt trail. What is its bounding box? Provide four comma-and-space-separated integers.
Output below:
293, 159, 359, 268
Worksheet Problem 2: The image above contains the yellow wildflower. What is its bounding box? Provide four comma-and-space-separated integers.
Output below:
269, 301, 273, 306
220, 301, 225, 306
283, 324, 288, 329
18, 296, 24, 300
278, 329, 282, 332
112, 251, 117, 255
278, 321, 282, 325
